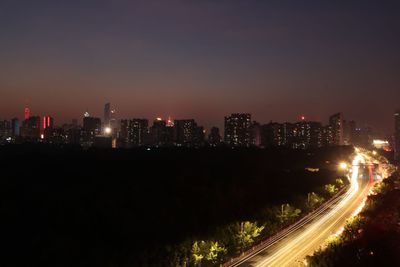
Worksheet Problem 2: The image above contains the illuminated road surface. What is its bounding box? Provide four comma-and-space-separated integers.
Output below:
232, 154, 371, 267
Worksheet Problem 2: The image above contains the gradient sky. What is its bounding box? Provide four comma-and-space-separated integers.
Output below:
1, 0, 399, 134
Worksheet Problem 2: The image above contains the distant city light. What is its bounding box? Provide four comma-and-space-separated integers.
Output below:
24, 107, 30, 120
339, 162, 348, 170
372, 139, 390, 150
167, 116, 174, 127
104, 127, 112, 135
372, 140, 388, 145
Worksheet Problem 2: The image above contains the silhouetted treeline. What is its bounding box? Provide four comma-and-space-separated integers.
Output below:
0, 144, 353, 266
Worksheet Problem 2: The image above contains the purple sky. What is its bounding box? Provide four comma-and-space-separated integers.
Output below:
1, 1, 399, 134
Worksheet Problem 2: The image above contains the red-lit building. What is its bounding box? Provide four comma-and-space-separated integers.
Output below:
42, 116, 54, 139
43, 116, 54, 130
24, 107, 30, 120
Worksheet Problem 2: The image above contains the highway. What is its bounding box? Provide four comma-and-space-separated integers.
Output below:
230, 153, 375, 267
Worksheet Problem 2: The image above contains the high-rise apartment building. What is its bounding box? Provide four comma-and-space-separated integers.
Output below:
174, 119, 197, 147
11, 118, 20, 137
83, 117, 102, 135
24, 106, 30, 120
224, 113, 252, 147
120, 119, 149, 147
43, 116, 54, 139
0, 120, 12, 141
292, 121, 322, 149
82, 116, 101, 146
149, 118, 168, 146
260, 122, 283, 147
329, 113, 344, 146
21, 116, 41, 140
208, 127, 221, 146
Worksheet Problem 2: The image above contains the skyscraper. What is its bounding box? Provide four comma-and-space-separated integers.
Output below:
395, 110, 400, 162
250, 122, 262, 147
82, 116, 102, 146
208, 127, 221, 146
11, 118, 20, 137
260, 122, 283, 147
104, 103, 111, 127
120, 119, 149, 147
346, 120, 357, 145
43, 116, 54, 130
329, 113, 344, 146
43, 116, 54, 139
174, 119, 197, 147
193, 125, 205, 147
322, 125, 334, 146
21, 116, 41, 140
292, 121, 322, 149
24, 106, 30, 120
149, 118, 168, 146
282, 122, 294, 147
83, 117, 102, 134
224, 113, 252, 147
0, 120, 12, 141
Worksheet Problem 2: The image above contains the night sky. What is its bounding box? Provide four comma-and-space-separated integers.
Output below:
1, 1, 399, 134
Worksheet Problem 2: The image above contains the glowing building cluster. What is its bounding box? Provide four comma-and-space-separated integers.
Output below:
0, 104, 394, 151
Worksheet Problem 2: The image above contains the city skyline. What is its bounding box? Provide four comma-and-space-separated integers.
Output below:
0, 102, 391, 151
1, 102, 398, 137
1, 1, 400, 134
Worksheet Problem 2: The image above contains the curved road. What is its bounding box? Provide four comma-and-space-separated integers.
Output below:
231, 153, 374, 267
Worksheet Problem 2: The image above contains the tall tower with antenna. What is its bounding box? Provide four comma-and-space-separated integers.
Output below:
24, 105, 30, 120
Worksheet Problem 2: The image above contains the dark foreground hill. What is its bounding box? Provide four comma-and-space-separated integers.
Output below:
0, 144, 352, 266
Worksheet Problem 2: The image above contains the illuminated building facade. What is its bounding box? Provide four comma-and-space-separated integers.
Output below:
329, 113, 344, 146
282, 122, 294, 147
292, 121, 322, 149
43, 116, 54, 130
43, 116, 54, 139
0, 120, 12, 141
120, 119, 149, 147
322, 125, 334, 146
224, 113, 252, 147
261, 122, 284, 147
24, 106, 30, 120
174, 119, 204, 147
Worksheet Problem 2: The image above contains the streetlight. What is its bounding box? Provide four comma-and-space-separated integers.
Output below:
339, 162, 348, 170
104, 127, 112, 135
